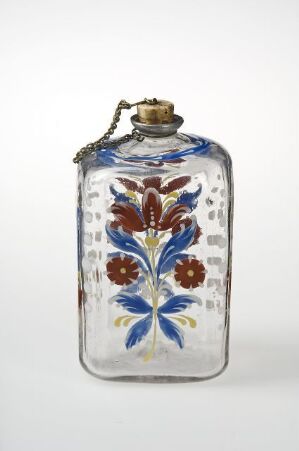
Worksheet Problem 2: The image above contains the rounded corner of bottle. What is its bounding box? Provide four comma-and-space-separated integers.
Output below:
78, 353, 105, 380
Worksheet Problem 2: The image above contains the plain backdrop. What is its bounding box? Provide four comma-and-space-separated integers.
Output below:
1, 0, 298, 450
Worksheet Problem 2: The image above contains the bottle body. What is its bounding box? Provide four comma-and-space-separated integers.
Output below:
77, 133, 233, 380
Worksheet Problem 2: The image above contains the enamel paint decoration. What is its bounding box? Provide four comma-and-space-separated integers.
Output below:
106, 176, 204, 361
75, 99, 233, 380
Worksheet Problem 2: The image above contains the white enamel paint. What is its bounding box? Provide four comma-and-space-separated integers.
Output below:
208, 210, 215, 220
82, 256, 92, 272
207, 257, 222, 266
84, 281, 92, 294
207, 279, 221, 288
207, 235, 227, 248
84, 211, 93, 223
87, 250, 97, 261
89, 192, 99, 198
206, 300, 215, 309
83, 233, 93, 245
95, 231, 102, 242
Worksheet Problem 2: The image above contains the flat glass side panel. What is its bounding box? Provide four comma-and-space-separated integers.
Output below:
77, 136, 233, 380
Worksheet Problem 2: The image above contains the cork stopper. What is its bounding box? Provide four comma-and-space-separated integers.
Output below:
137, 100, 174, 125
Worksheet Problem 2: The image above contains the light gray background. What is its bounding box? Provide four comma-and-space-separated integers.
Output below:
1, 0, 298, 449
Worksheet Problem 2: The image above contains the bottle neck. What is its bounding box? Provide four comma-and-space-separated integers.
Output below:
118, 131, 191, 158
131, 114, 184, 138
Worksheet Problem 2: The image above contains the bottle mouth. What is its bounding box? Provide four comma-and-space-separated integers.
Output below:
131, 114, 184, 137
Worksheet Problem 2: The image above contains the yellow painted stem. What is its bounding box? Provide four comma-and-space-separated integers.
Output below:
143, 228, 159, 362
143, 311, 157, 362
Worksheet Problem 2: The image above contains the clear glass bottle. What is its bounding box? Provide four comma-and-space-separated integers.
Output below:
76, 100, 233, 381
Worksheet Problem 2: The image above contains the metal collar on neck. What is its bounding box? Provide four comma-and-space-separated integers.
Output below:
131, 114, 184, 137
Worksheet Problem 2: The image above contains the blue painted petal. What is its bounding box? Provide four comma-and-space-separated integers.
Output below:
125, 313, 153, 349
158, 294, 199, 314
175, 185, 202, 211
159, 253, 195, 275
158, 314, 184, 348
106, 224, 152, 272
112, 292, 153, 314
157, 219, 197, 278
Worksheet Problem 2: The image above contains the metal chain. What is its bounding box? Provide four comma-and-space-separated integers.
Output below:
73, 97, 158, 163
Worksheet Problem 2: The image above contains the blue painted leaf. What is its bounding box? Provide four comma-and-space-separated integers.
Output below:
159, 253, 195, 274
109, 186, 142, 216
110, 185, 130, 203
108, 251, 128, 259
158, 279, 174, 299
125, 313, 153, 349
96, 138, 210, 164
158, 294, 199, 314
157, 314, 184, 348
119, 276, 145, 294
96, 147, 119, 166
175, 185, 202, 211
157, 219, 197, 278
106, 224, 152, 272
112, 292, 153, 314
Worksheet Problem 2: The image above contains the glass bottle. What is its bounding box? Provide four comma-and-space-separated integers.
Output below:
76, 99, 233, 381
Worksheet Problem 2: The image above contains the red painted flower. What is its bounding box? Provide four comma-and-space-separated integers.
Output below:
174, 258, 206, 289
111, 187, 190, 232
78, 287, 83, 308
106, 255, 139, 286
117, 175, 191, 194
172, 218, 202, 245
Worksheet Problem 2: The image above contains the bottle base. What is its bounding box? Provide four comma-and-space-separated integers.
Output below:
79, 355, 229, 383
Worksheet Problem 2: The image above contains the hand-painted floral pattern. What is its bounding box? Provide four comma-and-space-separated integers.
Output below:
174, 258, 206, 289
105, 175, 206, 361
111, 187, 190, 232
106, 255, 139, 286
117, 175, 191, 194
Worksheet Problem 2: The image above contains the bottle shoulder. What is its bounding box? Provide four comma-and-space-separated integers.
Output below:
79, 133, 232, 176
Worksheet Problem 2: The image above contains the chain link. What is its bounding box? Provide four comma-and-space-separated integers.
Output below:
73, 97, 158, 163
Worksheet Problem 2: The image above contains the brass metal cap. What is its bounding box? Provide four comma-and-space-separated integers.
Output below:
137, 100, 174, 125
